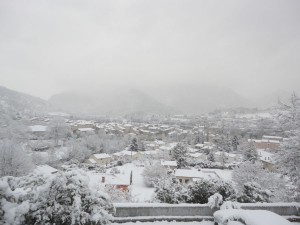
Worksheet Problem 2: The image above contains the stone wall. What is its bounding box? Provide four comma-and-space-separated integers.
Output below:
114, 203, 300, 218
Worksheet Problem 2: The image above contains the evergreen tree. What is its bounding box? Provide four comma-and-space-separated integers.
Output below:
207, 152, 215, 162
172, 143, 188, 168
130, 171, 133, 185
129, 138, 138, 152
242, 141, 258, 162
232, 136, 239, 152
213, 134, 232, 153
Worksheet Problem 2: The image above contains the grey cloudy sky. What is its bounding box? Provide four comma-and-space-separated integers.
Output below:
0, 0, 299, 100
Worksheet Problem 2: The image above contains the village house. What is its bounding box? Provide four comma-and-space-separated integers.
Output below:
174, 169, 219, 184
29, 125, 48, 138
76, 127, 95, 135
188, 152, 207, 161
99, 173, 130, 191
112, 150, 141, 162
257, 149, 276, 172
87, 153, 112, 166
249, 135, 283, 151
161, 160, 177, 170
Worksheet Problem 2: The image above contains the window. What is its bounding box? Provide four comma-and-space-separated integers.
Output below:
185, 179, 189, 184
179, 179, 182, 183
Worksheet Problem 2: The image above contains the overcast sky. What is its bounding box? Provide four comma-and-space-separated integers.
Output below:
0, 0, 299, 100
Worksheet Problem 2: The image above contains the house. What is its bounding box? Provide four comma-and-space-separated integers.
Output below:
99, 173, 130, 191
112, 150, 140, 162
161, 160, 177, 170
214, 151, 240, 164
88, 153, 112, 166
76, 127, 95, 135
249, 137, 281, 151
34, 165, 58, 175
29, 125, 47, 137
174, 169, 219, 184
257, 149, 276, 172
188, 152, 207, 161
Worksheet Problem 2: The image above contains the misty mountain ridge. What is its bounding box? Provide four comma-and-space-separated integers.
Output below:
0, 85, 295, 117
49, 88, 177, 116
0, 85, 50, 118
49, 84, 256, 115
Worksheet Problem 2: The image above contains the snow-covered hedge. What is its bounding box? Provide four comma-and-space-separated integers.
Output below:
0, 169, 113, 225
214, 209, 291, 225
154, 178, 236, 204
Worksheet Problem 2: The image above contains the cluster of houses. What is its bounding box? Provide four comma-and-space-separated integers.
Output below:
248, 135, 286, 172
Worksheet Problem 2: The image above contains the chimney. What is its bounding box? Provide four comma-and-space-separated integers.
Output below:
101, 176, 105, 183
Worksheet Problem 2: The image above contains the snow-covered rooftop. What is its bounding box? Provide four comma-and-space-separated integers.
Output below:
161, 160, 177, 167
175, 169, 219, 180
29, 125, 47, 132
93, 153, 111, 159
78, 127, 95, 132
34, 165, 58, 175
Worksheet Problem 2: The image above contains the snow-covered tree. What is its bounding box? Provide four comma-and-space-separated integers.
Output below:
129, 138, 138, 152
0, 139, 34, 177
142, 163, 168, 187
237, 182, 273, 203
232, 161, 288, 201
68, 140, 92, 163
276, 133, 300, 196
172, 142, 188, 168
0, 169, 113, 225
82, 134, 103, 153
274, 93, 300, 200
47, 118, 70, 146
276, 92, 300, 134
207, 152, 215, 162
213, 134, 232, 153
242, 141, 258, 162
232, 136, 239, 152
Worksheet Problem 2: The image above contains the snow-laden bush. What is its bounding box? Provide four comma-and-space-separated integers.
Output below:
187, 179, 236, 204
154, 178, 188, 204
0, 169, 113, 225
207, 193, 223, 209
143, 163, 168, 187
220, 201, 241, 210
